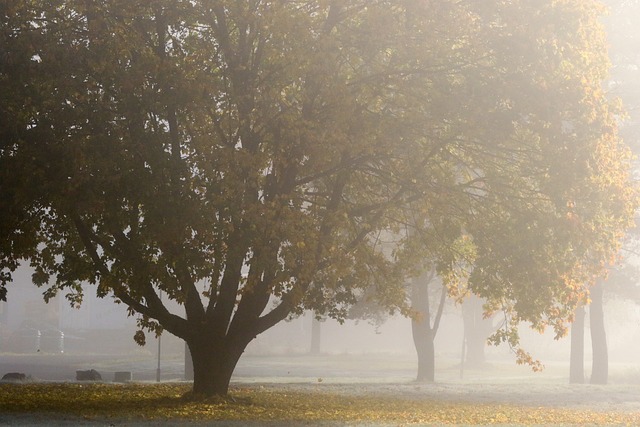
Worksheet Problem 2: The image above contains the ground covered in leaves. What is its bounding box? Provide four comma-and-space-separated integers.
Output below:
1, 382, 640, 426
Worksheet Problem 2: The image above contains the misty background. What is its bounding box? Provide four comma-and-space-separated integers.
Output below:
4, 260, 640, 384
2, 0, 640, 385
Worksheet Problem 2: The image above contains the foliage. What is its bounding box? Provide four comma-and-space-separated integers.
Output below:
1, 382, 640, 425
596, 0, 640, 303
1, 0, 636, 392
606, 0, 640, 152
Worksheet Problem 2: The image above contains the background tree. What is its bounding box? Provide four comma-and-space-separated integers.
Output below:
410, 270, 447, 383
567, 0, 640, 385
309, 314, 323, 355
462, 295, 495, 368
1, 0, 636, 396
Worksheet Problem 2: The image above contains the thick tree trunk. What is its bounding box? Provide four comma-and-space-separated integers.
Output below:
569, 304, 585, 384
590, 281, 608, 385
187, 338, 245, 396
184, 342, 194, 381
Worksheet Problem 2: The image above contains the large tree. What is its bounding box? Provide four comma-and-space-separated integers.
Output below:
1, 0, 636, 395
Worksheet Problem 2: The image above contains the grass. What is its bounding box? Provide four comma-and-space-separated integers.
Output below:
1, 382, 639, 425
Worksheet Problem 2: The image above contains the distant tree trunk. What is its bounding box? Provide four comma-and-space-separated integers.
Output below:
412, 276, 433, 382
310, 314, 321, 354
411, 271, 446, 383
413, 322, 435, 381
462, 294, 492, 367
590, 281, 608, 385
569, 304, 585, 384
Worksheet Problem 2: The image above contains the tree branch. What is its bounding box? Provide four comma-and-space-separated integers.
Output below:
208, 228, 248, 336
432, 283, 448, 336
70, 213, 151, 318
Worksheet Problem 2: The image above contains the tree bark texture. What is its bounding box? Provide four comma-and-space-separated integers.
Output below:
187, 338, 245, 396
184, 342, 194, 381
569, 304, 585, 384
590, 281, 608, 385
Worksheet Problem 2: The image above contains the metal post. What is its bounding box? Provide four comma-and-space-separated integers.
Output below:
460, 335, 466, 380
156, 334, 161, 382
156, 291, 162, 382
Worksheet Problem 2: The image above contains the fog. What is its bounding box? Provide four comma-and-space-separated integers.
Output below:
3, 3, 640, 410
4, 262, 640, 387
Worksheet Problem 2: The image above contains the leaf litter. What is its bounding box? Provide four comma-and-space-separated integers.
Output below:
2, 382, 640, 425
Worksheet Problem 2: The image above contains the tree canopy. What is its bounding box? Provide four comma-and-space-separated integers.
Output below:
1, 0, 636, 394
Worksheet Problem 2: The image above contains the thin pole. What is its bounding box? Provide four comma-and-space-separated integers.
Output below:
460, 335, 466, 380
156, 291, 162, 382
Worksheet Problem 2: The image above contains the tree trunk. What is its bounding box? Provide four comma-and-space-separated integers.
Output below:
569, 304, 585, 384
413, 322, 435, 382
310, 315, 321, 354
462, 294, 491, 367
411, 271, 446, 383
184, 342, 194, 381
411, 273, 434, 382
187, 338, 245, 396
590, 281, 608, 385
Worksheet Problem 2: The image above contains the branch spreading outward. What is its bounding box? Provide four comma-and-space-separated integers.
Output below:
0, 0, 636, 391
